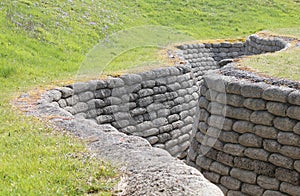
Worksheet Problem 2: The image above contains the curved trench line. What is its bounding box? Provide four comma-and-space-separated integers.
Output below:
24, 33, 299, 195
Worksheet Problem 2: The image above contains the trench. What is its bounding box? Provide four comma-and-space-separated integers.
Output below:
35, 34, 300, 195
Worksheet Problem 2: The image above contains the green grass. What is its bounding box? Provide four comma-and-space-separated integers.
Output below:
105, 46, 165, 74
121, 0, 300, 39
240, 27, 300, 81
78, 25, 194, 78
271, 27, 300, 39
1, 0, 300, 194
241, 46, 300, 81
0, 117, 117, 195
0, 105, 118, 195
0, 0, 129, 194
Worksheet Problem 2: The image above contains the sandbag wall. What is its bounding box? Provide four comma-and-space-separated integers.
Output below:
177, 41, 244, 83
177, 34, 287, 83
245, 34, 288, 55
46, 64, 205, 159
187, 70, 300, 196
44, 34, 289, 161
47, 39, 247, 159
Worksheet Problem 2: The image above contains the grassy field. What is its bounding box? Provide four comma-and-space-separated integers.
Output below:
1, 0, 300, 195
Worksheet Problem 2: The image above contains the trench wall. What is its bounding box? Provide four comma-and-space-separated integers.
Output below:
177, 34, 287, 82
187, 70, 300, 196
46, 37, 252, 159
47, 64, 200, 159
41, 34, 297, 195
45, 34, 288, 159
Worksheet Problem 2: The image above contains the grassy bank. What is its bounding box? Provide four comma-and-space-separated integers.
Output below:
241, 27, 300, 81
1, 0, 300, 195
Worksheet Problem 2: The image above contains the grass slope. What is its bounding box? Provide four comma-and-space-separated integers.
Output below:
1, 0, 300, 194
240, 27, 300, 81
122, 0, 300, 39
241, 43, 300, 81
